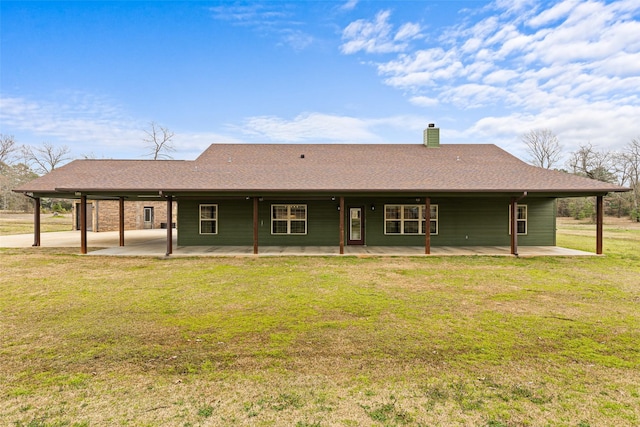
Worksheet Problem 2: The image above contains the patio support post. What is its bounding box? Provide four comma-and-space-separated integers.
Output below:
166, 195, 173, 256
253, 197, 259, 255
596, 195, 603, 255
425, 197, 431, 254
510, 197, 518, 256
80, 195, 87, 254
119, 197, 125, 247
339, 196, 345, 254
33, 197, 41, 247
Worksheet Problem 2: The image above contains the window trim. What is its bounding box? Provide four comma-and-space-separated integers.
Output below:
384, 204, 438, 235
199, 204, 218, 235
271, 204, 308, 235
508, 204, 528, 235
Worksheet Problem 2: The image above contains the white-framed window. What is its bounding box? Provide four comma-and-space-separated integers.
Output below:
509, 205, 527, 235
384, 204, 438, 235
199, 204, 218, 234
271, 204, 307, 235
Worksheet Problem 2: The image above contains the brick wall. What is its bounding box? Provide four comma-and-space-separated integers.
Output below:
73, 200, 177, 232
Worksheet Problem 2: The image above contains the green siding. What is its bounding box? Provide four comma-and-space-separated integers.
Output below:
178, 199, 340, 246
178, 199, 254, 246
520, 198, 556, 246
177, 196, 557, 247
258, 200, 339, 246
431, 197, 556, 246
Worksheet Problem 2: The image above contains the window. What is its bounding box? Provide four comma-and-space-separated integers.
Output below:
199, 204, 217, 234
509, 204, 527, 235
271, 204, 307, 235
384, 204, 438, 235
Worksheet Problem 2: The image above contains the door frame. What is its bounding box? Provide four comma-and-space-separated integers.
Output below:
347, 206, 365, 245
143, 206, 154, 229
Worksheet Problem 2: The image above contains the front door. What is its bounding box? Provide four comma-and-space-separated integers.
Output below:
143, 207, 154, 229
347, 207, 364, 245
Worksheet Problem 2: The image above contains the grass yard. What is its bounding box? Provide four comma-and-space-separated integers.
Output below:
1, 218, 639, 426
0, 212, 72, 235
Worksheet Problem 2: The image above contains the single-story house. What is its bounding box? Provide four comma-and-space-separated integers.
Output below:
14, 125, 628, 255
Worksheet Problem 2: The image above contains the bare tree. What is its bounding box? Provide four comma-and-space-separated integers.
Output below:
0, 134, 18, 165
521, 128, 562, 169
567, 143, 616, 183
617, 138, 640, 221
143, 122, 175, 160
22, 142, 72, 175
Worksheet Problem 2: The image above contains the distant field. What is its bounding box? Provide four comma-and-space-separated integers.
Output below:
0, 216, 639, 426
556, 216, 640, 254
0, 212, 72, 235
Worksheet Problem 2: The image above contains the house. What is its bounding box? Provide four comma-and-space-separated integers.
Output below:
14, 125, 628, 255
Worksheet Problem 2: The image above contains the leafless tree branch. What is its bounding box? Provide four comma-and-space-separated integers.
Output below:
0, 134, 18, 165
22, 142, 71, 175
566, 143, 615, 183
143, 122, 175, 160
521, 128, 562, 169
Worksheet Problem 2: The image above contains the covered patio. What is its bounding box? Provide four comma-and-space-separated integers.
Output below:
0, 229, 596, 257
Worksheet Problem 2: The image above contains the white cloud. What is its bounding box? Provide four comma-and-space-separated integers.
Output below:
483, 69, 519, 85
394, 22, 421, 41
378, 48, 464, 87
346, 0, 640, 153
442, 84, 510, 109
0, 94, 142, 155
409, 96, 439, 108
209, 4, 289, 24
209, 3, 314, 51
340, 10, 421, 54
280, 29, 315, 52
469, 99, 640, 159
527, 0, 579, 27
239, 112, 380, 143
0, 94, 237, 160
341, 0, 359, 12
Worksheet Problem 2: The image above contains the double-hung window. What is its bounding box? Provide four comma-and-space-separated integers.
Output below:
199, 204, 218, 234
384, 204, 438, 235
272, 204, 307, 235
509, 205, 527, 235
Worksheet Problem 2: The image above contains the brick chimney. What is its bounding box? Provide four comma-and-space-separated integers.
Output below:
423, 123, 439, 148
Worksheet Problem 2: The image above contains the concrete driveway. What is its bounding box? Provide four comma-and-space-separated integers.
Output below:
1, 229, 595, 257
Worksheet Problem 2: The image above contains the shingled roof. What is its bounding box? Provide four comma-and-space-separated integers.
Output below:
15, 143, 627, 197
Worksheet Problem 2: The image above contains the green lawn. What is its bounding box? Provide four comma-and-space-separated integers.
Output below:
0, 213, 72, 235
1, 219, 639, 426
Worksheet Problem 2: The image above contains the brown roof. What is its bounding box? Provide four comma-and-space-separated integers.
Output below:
15, 144, 627, 196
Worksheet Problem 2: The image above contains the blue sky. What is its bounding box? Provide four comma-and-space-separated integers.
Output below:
1, 0, 639, 164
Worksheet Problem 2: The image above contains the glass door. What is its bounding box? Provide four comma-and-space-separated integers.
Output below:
348, 207, 364, 245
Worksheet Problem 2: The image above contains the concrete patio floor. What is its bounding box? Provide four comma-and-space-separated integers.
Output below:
1, 229, 596, 257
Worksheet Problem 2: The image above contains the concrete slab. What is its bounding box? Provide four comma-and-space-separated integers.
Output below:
0, 229, 169, 249
0, 230, 596, 257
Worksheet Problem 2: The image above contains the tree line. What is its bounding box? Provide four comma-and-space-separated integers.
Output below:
0, 135, 69, 211
0, 122, 175, 212
522, 129, 640, 221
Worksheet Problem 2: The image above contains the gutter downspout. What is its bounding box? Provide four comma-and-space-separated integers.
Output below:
511, 191, 528, 256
